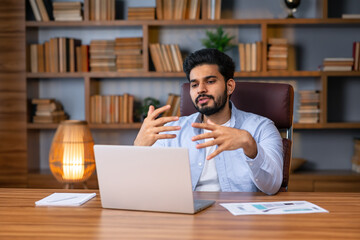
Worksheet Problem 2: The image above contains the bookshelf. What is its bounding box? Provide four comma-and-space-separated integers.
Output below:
1, 0, 360, 190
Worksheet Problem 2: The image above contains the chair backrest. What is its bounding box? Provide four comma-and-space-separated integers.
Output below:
180, 81, 294, 192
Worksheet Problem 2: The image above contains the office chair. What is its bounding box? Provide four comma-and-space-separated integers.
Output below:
180, 81, 294, 192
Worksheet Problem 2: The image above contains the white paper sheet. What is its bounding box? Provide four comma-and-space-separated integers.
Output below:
35, 193, 96, 206
220, 201, 329, 215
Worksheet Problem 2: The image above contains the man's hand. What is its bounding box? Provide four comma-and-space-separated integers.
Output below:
134, 105, 181, 146
191, 120, 257, 160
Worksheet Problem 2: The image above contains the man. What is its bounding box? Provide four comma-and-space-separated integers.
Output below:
134, 48, 283, 195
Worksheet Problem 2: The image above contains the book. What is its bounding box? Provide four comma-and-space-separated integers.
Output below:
29, 0, 42, 21
342, 14, 360, 19
35, 193, 96, 206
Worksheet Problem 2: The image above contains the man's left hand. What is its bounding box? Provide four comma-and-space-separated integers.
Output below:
191, 120, 257, 160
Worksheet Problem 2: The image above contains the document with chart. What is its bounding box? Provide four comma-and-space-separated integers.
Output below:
220, 201, 329, 215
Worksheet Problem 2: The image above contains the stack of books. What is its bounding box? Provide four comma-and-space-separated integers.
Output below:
90, 94, 135, 124
267, 38, 288, 71
238, 42, 263, 72
89, 0, 115, 21
115, 37, 143, 71
53, 1, 83, 21
32, 99, 68, 123
28, 38, 88, 73
352, 138, 360, 173
28, 0, 53, 22
156, 0, 201, 20
297, 90, 320, 124
163, 94, 181, 117
149, 43, 183, 72
127, 7, 155, 20
90, 40, 116, 72
322, 58, 354, 71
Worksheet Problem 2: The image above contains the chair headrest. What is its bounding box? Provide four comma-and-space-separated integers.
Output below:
180, 81, 294, 129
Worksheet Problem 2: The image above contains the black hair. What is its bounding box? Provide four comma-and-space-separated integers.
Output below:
183, 48, 235, 82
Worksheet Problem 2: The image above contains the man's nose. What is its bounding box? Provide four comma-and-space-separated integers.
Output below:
197, 82, 207, 94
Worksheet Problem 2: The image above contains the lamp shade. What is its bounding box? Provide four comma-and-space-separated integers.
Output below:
49, 120, 95, 184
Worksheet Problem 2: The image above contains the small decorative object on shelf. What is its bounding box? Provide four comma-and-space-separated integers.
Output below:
201, 26, 235, 52
284, 0, 301, 19
49, 120, 96, 189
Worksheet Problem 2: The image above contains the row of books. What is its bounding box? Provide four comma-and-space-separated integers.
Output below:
238, 42, 263, 72
128, 7, 155, 20
29, 0, 83, 22
267, 38, 289, 71
90, 94, 135, 124
156, 0, 201, 20
149, 43, 183, 72
29, 38, 89, 73
297, 90, 320, 124
163, 94, 181, 117
90, 37, 143, 72
89, 0, 115, 21
322, 58, 354, 71
31, 98, 68, 123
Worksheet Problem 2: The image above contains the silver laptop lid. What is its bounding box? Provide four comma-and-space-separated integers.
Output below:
94, 145, 196, 214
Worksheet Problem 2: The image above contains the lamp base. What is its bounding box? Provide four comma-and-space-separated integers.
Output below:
64, 181, 88, 189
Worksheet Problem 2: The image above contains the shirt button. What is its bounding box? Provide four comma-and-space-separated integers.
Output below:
198, 162, 202, 166
255, 179, 259, 182
249, 163, 253, 166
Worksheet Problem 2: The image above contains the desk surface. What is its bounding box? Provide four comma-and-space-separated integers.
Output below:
1, 189, 360, 240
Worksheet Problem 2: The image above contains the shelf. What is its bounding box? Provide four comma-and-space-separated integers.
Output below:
27, 71, 322, 79
322, 71, 360, 77
25, 18, 360, 28
27, 122, 142, 130
294, 122, 360, 129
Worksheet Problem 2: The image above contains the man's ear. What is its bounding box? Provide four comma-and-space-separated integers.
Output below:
227, 79, 236, 95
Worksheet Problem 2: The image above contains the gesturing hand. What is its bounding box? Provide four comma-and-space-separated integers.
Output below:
191, 120, 257, 160
134, 105, 181, 146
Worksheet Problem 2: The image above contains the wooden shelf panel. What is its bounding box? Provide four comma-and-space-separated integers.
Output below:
25, 18, 360, 28
323, 71, 360, 77
27, 123, 142, 130
294, 122, 360, 129
27, 71, 323, 79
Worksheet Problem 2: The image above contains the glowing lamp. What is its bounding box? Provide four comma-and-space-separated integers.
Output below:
49, 120, 95, 188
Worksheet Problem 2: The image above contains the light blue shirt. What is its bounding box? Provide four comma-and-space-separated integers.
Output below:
153, 102, 283, 195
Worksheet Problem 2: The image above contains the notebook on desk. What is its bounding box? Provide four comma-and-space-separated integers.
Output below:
94, 145, 215, 214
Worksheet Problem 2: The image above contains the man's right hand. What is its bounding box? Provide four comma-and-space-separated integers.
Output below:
133, 105, 181, 146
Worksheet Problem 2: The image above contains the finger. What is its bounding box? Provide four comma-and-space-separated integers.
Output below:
149, 105, 171, 119
153, 116, 179, 126
147, 105, 155, 116
192, 132, 215, 141
192, 122, 217, 131
156, 134, 177, 140
195, 139, 217, 149
207, 148, 223, 160
155, 125, 181, 133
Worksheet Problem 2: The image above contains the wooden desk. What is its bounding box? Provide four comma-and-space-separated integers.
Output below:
1, 189, 360, 239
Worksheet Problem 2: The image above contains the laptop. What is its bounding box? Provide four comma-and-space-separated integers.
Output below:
94, 145, 215, 214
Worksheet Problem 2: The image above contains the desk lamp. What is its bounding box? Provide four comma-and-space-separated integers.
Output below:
49, 120, 95, 189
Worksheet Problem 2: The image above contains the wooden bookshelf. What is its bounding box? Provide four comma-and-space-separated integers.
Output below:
1, 0, 360, 190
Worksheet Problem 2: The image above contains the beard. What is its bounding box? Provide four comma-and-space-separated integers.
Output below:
193, 87, 228, 116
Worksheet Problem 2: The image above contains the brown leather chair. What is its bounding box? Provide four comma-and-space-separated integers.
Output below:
180, 81, 294, 192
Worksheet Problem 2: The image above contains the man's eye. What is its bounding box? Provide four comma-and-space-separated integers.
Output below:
208, 80, 215, 84
191, 83, 198, 88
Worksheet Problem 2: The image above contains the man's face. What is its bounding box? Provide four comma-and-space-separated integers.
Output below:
189, 64, 229, 116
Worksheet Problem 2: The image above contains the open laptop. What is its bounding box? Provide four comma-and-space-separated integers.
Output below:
94, 145, 215, 214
